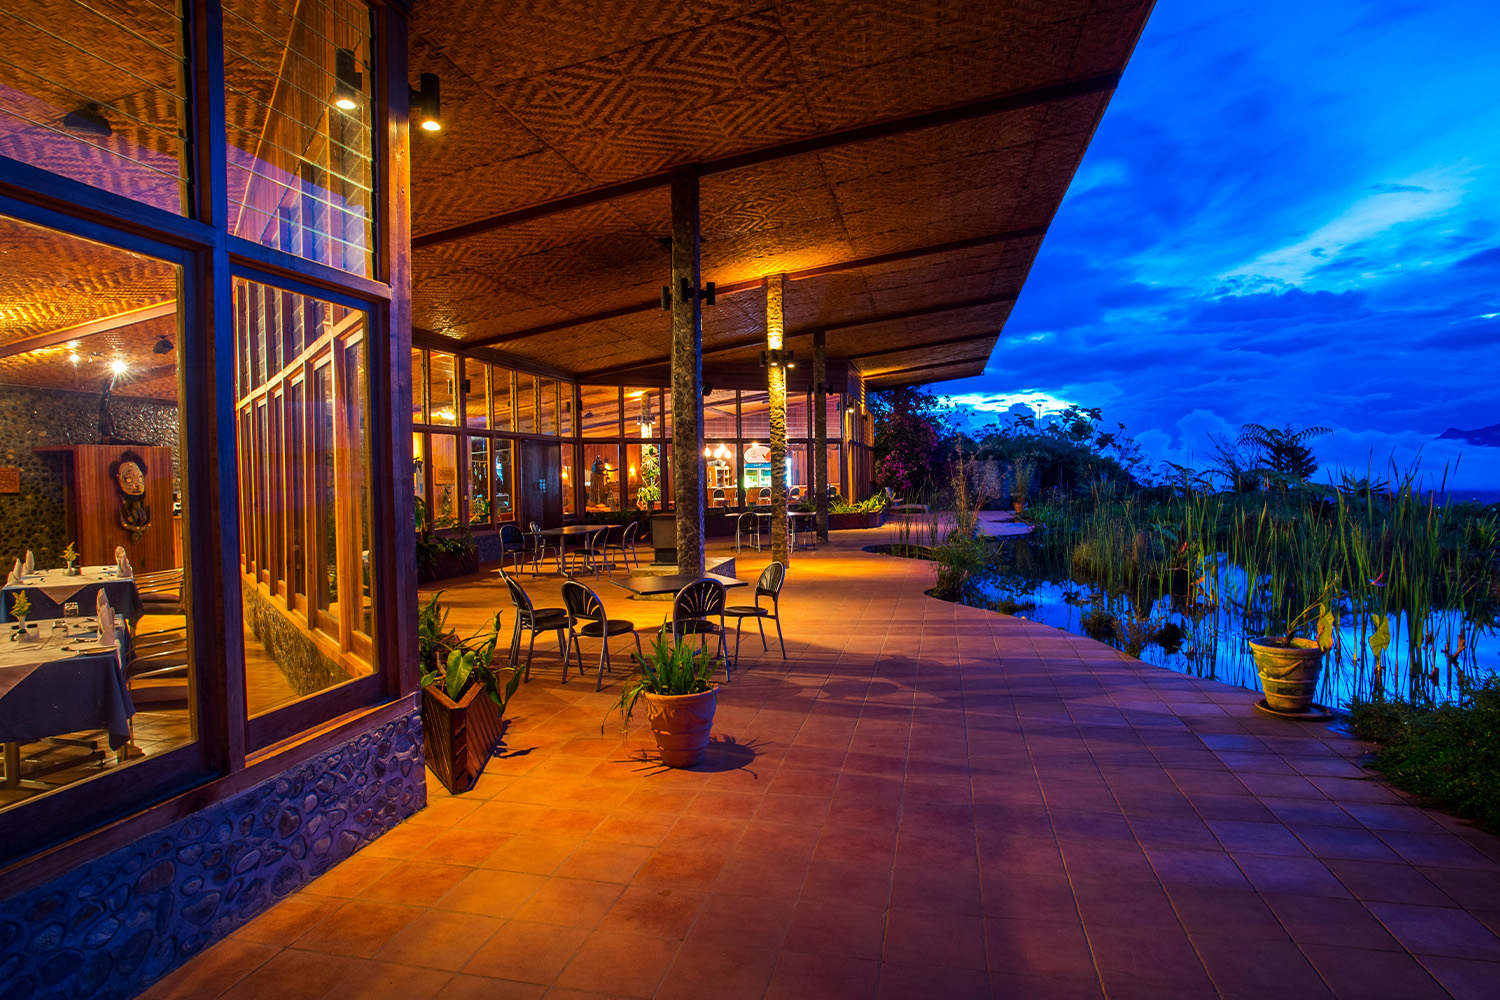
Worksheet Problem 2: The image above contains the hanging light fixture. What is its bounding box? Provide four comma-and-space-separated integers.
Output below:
334, 48, 362, 111
62, 104, 112, 138
152, 335, 174, 355
411, 73, 442, 132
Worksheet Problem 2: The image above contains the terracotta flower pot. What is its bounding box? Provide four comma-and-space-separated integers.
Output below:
1248, 638, 1324, 713
1012, 501, 1025, 515
643, 686, 718, 767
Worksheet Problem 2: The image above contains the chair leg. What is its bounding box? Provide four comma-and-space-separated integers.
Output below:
633, 632, 642, 658
757, 616, 768, 650
774, 615, 785, 659
596, 638, 608, 691
561, 631, 573, 684
557, 626, 568, 657
733, 620, 743, 664
512, 618, 526, 677
526, 630, 538, 679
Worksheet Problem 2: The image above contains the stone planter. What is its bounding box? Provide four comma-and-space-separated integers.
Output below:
1248, 638, 1324, 713
827, 510, 885, 531
420, 681, 506, 793
643, 687, 718, 767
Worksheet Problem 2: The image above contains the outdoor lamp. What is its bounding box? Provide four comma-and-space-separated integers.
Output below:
334, 49, 362, 111
411, 73, 442, 132
759, 349, 795, 369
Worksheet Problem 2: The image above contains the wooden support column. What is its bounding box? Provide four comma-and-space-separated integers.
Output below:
670, 166, 705, 576
813, 330, 829, 542
767, 274, 789, 564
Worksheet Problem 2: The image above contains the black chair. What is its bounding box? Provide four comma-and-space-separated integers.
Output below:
726, 561, 786, 663
603, 521, 642, 572
671, 579, 728, 678
135, 567, 185, 618
125, 625, 191, 710
561, 526, 609, 578
497, 522, 528, 573
561, 580, 642, 690
735, 511, 760, 553
500, 570, 568, 680
527, 520, 559, 575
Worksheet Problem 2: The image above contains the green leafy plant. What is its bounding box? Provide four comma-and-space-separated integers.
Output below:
62, 542, 78, 565
610, 630, 720, 731
417, 592, 521, 707
11, 591, 30, 621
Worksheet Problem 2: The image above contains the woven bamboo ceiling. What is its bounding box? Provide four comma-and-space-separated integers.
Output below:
409, 0, 1152, 388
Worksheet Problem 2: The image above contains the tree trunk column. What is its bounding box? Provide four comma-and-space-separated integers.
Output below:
767, 274, 789, 564
813, 329, 829, 542
670, 165, 705, 576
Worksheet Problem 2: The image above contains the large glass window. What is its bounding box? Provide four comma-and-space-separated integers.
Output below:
625, 442, 663, 511
537, 378, 558, 436
0, 213, 194, 809
582, 443, 620, 511
492, 441, 513, 520
514, 372, 535, 434
223, 0, 375, 275
491, 367, 513, 432
463, 358, 488, 429
580, 385, 620, 438
428, 352, 456, 425
704, 390, 738, 438
468, 437, 490, 524
430, 432, 459, 529
0, 1, 190, 213
234, 278, 374, 718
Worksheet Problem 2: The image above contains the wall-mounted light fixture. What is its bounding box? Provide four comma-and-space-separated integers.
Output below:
411, 73, 441, 132
759, 349, 796, 369
334, 48, 362, 111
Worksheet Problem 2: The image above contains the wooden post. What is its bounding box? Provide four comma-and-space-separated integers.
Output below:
669, 166, 705, 576
767, 274, 788, 564
813, 329, 829, 542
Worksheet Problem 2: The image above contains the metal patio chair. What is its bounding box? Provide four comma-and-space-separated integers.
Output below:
725, 561, 786, 662
735, 511, 760, 553
496, 522, 528, 573
527, 520, 560, 574
500, 569, 568, 680
603, 520, 642, 571
670, 578, 729, 679
561, 580, 642, 690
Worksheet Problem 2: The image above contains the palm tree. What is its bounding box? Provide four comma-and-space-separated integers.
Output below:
1237, 423, 1330, 480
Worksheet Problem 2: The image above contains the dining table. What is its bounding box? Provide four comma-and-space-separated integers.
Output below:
610, 572, 748, 597
2, 566, 145, 624
0, 617, 131, 789
529, 524, 609, 578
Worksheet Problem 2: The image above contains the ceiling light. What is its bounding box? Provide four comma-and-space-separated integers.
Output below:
62, 104, 112, 138
411, 73, 441, 132
334, 49, 362, 112
152, 335, 174, 355
110, 359, 127, 375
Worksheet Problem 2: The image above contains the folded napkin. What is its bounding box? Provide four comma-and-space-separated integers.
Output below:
5, 568, 19, 586
97, 591, 117, 647
9, 558, 20, 581
23, 550, 33, 573
117, 552, 133, 578
115, 545, 126, 564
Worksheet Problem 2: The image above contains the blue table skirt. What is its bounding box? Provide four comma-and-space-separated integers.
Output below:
0, 650, 135, 750
1, 580, 144, 624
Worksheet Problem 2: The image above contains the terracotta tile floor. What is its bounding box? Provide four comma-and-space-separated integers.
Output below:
143, 528, 1500, 1000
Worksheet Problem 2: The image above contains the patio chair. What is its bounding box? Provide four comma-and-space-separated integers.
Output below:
500, 570, 568, 680
758, 486, 771, 504
561, 580, 642, 690
671, 578, 728, 679
712, 488, 725, 508
527, 520, 559, 574
735, 511, 760, 553
603, 520, 642, 571
496, 522, 528, 573
561, 526, 610, 577
726, 561, 786, 662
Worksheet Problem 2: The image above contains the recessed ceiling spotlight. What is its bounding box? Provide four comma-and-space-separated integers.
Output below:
334, 48, 362, 112
110, 359, 128, 375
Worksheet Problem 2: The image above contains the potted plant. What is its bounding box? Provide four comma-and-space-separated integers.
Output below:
1248, 588, 1336, 714
10, 591, 32, 639
418, 592, 522, 793
611, 631, 720, 767
63, 542, 80, 576
1011, 458, 1034, 515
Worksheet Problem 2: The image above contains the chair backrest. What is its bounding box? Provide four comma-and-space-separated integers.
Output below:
758, 487, 770, 500
562, 580, 605, 623
673, 579, 725, 623
757, 561, 785, 600
499, 522, 524, 546
529, 520, 542, 533
620, 521, 639, 544
712, 489, 725, 505
501, 571, 534, 614
738, 511, 758, 530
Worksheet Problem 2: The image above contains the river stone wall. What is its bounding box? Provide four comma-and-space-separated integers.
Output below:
0, 709, 425, 1000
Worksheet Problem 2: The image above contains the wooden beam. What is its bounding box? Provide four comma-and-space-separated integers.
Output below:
862, 358, 987, 382
578, 294, 1015, 379
0, 301, 177, 360
459, 227, 1045, 349
411, 76, 1117, 249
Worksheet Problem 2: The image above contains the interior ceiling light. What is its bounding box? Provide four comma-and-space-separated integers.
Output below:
334, 48, 362, 112
110, 359, 127, 375
62, 104, 112, 138
152, 335, 174, 354
411, 73, 441, 132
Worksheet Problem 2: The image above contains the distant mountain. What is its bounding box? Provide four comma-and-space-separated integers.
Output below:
1439, 422, 1500, 447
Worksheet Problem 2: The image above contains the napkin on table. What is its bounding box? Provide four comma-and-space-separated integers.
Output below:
23, 550, 33, 574
96, 590, 117, 646
117, 552, 132, 578
114, 546, 126, 564
7, 559, 20, 586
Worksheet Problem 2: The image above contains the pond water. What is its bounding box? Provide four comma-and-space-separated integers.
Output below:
873, 542, 1500, 712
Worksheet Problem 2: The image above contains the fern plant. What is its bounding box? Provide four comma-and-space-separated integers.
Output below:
610, 629, 719, 730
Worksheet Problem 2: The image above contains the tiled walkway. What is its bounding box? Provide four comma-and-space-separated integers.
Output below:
144, 528, 1500, 1000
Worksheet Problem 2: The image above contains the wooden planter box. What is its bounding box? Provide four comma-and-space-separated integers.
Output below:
420, 682, 506, 794
827, 510, 886, 531
417, 544, 480, 584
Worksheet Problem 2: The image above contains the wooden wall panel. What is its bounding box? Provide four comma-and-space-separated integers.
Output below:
69, 444, 176, 572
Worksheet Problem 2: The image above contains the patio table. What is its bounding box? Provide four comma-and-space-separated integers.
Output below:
528, 525, 607, 578
610, 573, 747, 597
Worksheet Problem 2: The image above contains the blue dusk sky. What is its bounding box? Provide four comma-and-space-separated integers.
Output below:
936, 0, 1500, 492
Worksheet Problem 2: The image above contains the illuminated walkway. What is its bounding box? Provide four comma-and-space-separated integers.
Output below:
144, 527, 1500, 1000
